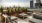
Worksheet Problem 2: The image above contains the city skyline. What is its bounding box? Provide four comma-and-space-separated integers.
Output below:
0, 0, 42, 7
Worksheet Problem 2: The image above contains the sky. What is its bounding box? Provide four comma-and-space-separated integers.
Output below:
0, 0, 42, 7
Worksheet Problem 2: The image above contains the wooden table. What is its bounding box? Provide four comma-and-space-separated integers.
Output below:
19, 13, 28, 19
9, 16, 18, 23
10, 16, 17, 20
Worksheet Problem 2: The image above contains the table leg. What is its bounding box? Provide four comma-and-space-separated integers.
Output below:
5, 18, 6, 23
23, 17, 24, 19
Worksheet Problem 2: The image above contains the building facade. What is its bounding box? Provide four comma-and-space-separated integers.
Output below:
35, 0, 42, 8
30, 0, 33, 8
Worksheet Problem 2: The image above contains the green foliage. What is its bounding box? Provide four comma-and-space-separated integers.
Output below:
21, 8, 27, 10
0, 7, 3, 13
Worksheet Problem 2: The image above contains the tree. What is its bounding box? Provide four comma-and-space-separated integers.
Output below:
0, 6, 3, 13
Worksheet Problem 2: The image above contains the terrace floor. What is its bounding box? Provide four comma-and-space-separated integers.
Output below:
0, 12, 42, 23
16, 15, 42, 23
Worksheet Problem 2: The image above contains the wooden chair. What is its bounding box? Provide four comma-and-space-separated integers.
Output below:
0, 15, 5, 23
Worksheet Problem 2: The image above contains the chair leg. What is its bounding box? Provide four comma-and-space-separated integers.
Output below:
13, 20, 17, 23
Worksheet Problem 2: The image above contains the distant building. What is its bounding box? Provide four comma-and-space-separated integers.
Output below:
35, 0, 42, 8
35, 3, 40, 8
40, 3, 42, 8
36, 0, 41, 3
30, 0, 33, 9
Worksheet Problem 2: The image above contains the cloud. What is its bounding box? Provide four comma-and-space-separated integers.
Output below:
18, 2, 30, 7
0, 0, 30, 7
2, 2, 29, 7
1, 0, 29, 7
34, 0, 36, 3
2, 0, 29, 3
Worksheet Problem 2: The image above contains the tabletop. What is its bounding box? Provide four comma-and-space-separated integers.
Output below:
10, 16, 17, 20
19, 13, 28, 16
